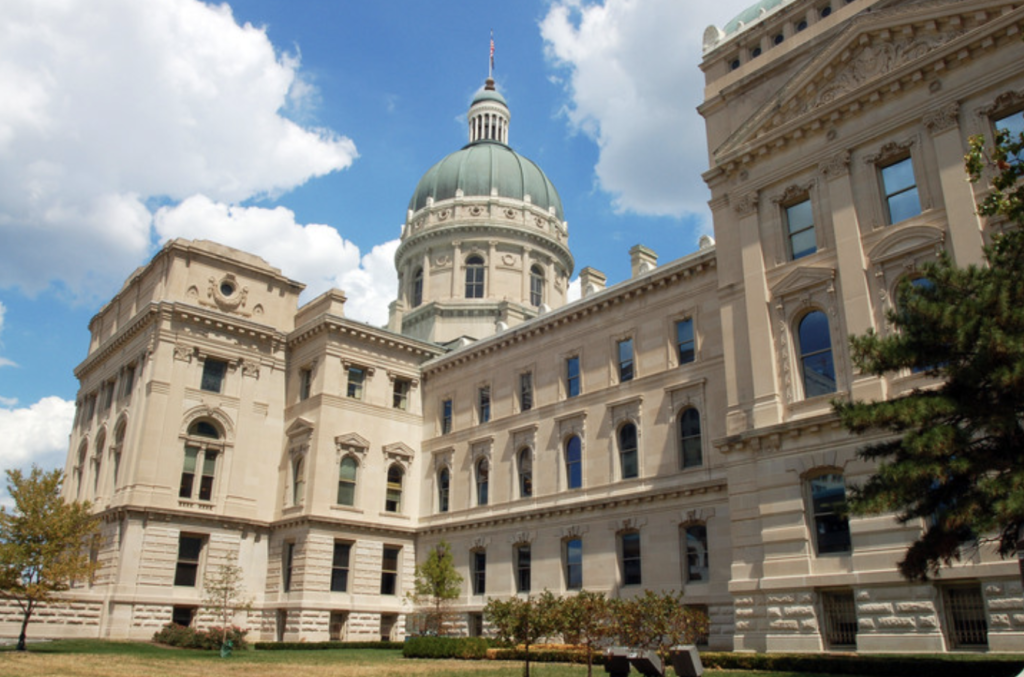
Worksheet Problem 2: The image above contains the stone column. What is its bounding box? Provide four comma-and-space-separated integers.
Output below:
451, 241, 462, 298
820, 151, 883, 401
736, 191, 782, 428
925, 103, 985, 267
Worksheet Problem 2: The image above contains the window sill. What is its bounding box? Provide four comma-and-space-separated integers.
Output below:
330, 505, 363, 515
379, 512, 411, 520
177, 499, 214, 511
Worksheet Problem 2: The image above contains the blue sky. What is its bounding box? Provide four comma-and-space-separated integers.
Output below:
0, 0, 753, 485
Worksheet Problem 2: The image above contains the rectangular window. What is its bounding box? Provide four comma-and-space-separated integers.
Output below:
620, 532, 642, 586
478, 386, 491, 424
618, 338, 634, 382
174, 535, 203, 587
300, 368, 312, 401
331, 542, 352, 593
441, 399, 452, 435
179, 446, 198, 499
684, 525, 709, 582
283, 542, 295, 593
392, 379, 410, 410
172, 606, 196, 627
84, 394, 96, 423
200, 358, 227, 393
880, 157, 921, 224
566, 356, 580, 398
121, 365, 136, 398
785, 198, 816, 260
380, 546, 400, 595
472, 550, 486, 595
821, 591, 858, 649
676, 319, 695, 365
519, 372, 533, 412
995, 111, 1024, 164
103, 381, 115, 411
810, 474, 852, 555
565, 538, 583, 590
198, 450, 217, 501
346, 366, 365, 400
945, 586, 989, 648
515, 544, 531, 593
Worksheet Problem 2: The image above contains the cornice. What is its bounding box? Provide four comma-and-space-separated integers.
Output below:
713, 411, 845, 454
416, 478, 728, 537
714, 2, 1024, 175
288, 313, 444, 359
74, 304, 160, 380
421, 248, 718, 377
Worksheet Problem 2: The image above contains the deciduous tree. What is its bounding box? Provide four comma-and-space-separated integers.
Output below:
408, 540, 462, 636
611, 590, 707, 666
556, 589, 612, 677
835, 125, 1024, 580
202, 561, 252, 652
0, 466, 101, 651
484, 590, 560, 677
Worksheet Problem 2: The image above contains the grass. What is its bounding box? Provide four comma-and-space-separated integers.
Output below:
0, 640, 1004, 677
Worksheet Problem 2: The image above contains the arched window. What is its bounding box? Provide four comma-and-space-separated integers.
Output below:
518, 448, 533, 498
292, 457, 305, 506
75, 442, 88, 498
180, 420, 223, 502
111, 420, 126, 488
412, 267, 423, 307
476, 458, 489, 506
385, 465, 403, 513
337, 456, 357, 506
530, 265, 544, 307
465, 255, 485, 299
618, 423, 638, 480
798, 311, 836, 397
93, 430, 106, 496
438, 468, 450, 513
679, 409, 702, 469
565, 436, 582, 489
808, 472, 851, 555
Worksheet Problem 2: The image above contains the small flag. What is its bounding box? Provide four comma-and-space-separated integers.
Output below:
490, 30, 495, 73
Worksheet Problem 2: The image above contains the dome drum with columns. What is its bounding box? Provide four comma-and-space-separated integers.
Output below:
389, 78, 573, 345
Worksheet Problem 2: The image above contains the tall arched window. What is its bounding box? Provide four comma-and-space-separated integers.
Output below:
180, 420, 223, 502
438, 468, 450, 513
412, 267, 423, 307
92, 430, 106, 496
338, 456, 358, 506
476, 458, 489, 506
530, 265, 544, 307
798, 311, 836, 397
565, 436, 582, 489
518, 448, 533, 498
619, 423, 638, 480
385, 465, 403, 513
465, 255, 485, 298
111, 420, 126, 489
75, 441, 88, 498
679, 409, 702, 469
292, 457, 305, 506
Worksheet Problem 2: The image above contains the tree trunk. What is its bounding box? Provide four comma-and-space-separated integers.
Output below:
16, 603, 33, 652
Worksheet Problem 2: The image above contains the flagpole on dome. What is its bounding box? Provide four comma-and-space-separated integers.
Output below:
489, 30, 495, 80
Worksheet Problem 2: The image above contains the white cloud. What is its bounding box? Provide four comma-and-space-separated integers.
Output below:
540, 0, 746, 219
0, 301, 13, 368
0, 397, 75, 483
0, 0, 357, 301
154, 195, 397, 326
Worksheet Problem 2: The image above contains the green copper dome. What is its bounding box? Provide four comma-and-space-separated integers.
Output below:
408, 140, 564, 221
723, 0, 788, 35
472, 87, 508, 106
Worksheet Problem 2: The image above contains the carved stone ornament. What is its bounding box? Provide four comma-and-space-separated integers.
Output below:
501, 254, 516, 266
434, 255, 450, 268
241, 359, 260, 379
432, 448, 453, 472
469, 205, 484, 217
976, 90, 1024, 119
732, 191, 759, 216
437, 209, 451, 221
383, 442, 414, 468
923, 102, 960, 135
173, 343, 194, 363
201, 275, 250, 316
560, 524, 588, 540
771, 181, 815, 205
865, 139, 915, 165
504, 208, 517, 219
509, 530, 534, 545
819, 151, 851, 179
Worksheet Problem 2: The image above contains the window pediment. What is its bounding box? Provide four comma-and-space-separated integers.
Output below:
335, 432, 370, 450
286, 418, 315, 439
383, 442, 415, 467
771, 267, 835, 299
867, 224, 945, 265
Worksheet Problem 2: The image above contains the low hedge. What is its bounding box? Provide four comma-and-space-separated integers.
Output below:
403, 636, 489, 659
153, 624, 249, 650
488, 647, 604, 665
698, 652, 1024, 677
253, 640, 404, 651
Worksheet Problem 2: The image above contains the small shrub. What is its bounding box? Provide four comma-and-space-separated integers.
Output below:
254, 640, 404, 650
403, 636, 489, 659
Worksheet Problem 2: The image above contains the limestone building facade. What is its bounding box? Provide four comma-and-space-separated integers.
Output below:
17, 0, 1023, 653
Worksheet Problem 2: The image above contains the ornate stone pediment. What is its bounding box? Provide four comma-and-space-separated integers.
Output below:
383, 442, 415, 466
868, 224, 946, 265
771, 267, 835, 299
714, 2, 1001, 166
286, 418, 314, 439
335, 432, 370, 450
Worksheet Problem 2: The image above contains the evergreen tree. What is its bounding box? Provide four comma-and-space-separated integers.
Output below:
835, 126, 1024, 580
0, 466, 101, 651
408, 540, 462, 635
